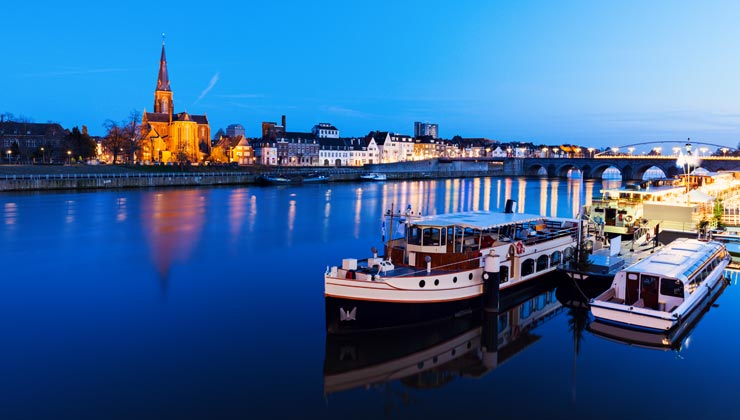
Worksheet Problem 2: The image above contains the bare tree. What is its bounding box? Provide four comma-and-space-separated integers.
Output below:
123, 110, 142, 163
103, 120, 129, 164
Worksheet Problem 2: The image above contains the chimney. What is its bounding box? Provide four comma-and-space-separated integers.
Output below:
281, 115, 286, 129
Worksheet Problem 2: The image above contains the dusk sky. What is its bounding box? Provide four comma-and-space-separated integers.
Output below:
3, 0, 740, 148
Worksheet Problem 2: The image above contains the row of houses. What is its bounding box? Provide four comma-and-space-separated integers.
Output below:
213, 129, 503, 167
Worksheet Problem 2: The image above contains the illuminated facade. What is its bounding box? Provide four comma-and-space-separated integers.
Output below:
140, 42, 211, 163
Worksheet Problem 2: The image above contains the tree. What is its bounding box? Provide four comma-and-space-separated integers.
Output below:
123, 110, 142, 163
64, 126, 97, 160
103, 120, 129, 164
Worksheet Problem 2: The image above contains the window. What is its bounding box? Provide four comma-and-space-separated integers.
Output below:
408, 227, 421, 245
537, 255, 549, 271
422, 227, 442, 246
660, 278, 684, 298
551, 251, 562, 265
521, 259, 534, 276
500, 265, 509, 284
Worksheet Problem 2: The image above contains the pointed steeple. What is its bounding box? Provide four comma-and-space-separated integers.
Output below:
156, 38, 171, 91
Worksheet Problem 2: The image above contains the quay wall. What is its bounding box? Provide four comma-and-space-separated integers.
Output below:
0, 160, 503, 192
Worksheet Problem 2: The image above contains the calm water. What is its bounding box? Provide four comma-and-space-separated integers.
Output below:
1, 177, 739, 419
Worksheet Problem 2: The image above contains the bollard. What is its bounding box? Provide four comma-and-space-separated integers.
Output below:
482, 250, 500, 312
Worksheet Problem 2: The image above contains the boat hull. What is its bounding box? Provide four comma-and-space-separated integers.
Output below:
325, 295, 481, 333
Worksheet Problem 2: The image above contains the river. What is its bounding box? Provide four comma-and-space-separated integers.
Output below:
1, 177, 738, 419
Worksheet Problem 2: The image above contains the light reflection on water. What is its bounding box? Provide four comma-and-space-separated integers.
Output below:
0, 176, 737, 419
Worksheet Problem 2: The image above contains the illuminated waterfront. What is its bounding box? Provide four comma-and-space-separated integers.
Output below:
1, 178, 739, 419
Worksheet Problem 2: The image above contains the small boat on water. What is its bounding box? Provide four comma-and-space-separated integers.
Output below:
590, 238, 730, 332
324, 200, 580, 332
360, 172, 387, 181
302, 173, 329, 183
257, 175, 291, 184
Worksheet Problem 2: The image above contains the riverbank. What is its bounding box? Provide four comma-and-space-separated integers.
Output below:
0, 159, 503, 192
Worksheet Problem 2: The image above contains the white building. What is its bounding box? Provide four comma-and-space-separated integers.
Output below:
312, 123, 339, 139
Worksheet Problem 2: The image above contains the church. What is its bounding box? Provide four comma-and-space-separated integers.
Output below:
140, 41, 211, 163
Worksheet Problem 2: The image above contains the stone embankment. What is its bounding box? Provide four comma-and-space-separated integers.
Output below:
0, 159, 503, 192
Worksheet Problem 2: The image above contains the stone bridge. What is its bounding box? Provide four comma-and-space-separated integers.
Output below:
501, 157, 740, 180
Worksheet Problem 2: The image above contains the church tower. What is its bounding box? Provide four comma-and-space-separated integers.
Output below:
154, 40, 173, 120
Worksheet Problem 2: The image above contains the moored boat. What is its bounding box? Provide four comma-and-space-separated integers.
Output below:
257, 174, 291, 184
590, 238, 729, 332
360, 172, 387, 181
324, 202, 580, 332
302, 173, 329, 183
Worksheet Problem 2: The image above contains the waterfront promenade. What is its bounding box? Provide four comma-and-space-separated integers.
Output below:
0, 159, 500, 191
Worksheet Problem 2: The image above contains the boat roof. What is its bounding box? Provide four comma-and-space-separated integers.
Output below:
600, 185, 684, 197
622, 238, 724, 282
414, 211, 548, 229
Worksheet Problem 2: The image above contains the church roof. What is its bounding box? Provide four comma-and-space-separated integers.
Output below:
144, 112, 208, 125
156, 43, 171, 91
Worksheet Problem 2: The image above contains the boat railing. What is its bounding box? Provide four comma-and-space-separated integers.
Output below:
380, 255, 485, 279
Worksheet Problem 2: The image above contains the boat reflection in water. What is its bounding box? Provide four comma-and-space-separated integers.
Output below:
323, 278, 563, 395
588, 275, 730, 351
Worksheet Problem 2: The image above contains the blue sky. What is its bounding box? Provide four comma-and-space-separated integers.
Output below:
2, 0, 740, 148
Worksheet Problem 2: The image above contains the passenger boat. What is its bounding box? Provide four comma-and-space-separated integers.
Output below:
590, 238, 730, 331
587, 178, 683, 236
324, 201, 580, 332
359, 172, 387, 181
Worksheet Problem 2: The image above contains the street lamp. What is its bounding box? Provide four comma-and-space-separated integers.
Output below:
611, 147, 620, 155
574, 147, 581, 157
653, 146, 661, 156
6, 150, 11, 164
672, 147, 680, 156
67, 150, 72, 164
40, 146, 45, 164
628, 147, 635, 155
587, 147, 594, 158
722, 147, 729, 157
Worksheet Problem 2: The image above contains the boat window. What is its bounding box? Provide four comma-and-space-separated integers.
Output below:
500, 265, 509, 284
422, 227, 442, 246
660, 278, 684, 298
521, 258, 535, 276
536, 255, 549, 271
408, 226, 421, 245
564, 247, 574, 261
498, 313, 509, 331
551, 251, 562, 266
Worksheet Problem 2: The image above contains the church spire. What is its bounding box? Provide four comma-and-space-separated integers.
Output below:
156, 35, 171, 92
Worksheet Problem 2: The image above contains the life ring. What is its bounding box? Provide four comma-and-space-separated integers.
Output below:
515, 241, 526, 254
625, 215, 633, 223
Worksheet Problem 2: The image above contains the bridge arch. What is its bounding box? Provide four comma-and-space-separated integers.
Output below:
556, 163, 582, 178
591, 164, 621, 179
526, 163, 547, 177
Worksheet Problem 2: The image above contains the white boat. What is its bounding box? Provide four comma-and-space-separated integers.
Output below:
590, 238, 729, 331
360, 172, 387, 181
588, 178, 684, 236
324, 203, 580, 332
258, 175, 291, 184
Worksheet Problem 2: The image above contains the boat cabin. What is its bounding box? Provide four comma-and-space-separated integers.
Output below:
385, 211, 579, 273
597, 239, 727, 312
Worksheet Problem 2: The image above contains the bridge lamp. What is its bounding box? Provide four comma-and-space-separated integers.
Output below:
587, 147, 594, 157
654, 146, 662, 155
672, 147, 680, 156
574, 147, 581, 157
722, 147, 729, 157
611, 147, 619, 155
542, 147, 548, 157
700, 147, 708, 156
628, 147, 635, 155
552, 148, 559, 157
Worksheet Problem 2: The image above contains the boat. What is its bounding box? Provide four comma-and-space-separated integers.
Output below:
324, 200, 580, 332
589, 274, 728, 350
257, 174, 291, 184
324, 281, 562, 395
587, 178, 684, 237
360, 172, 387, 181
302, 173, 329, 183
590, 238, 730, 331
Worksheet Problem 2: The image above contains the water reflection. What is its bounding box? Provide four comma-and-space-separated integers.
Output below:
323, 280, 562, 396
3, 202, 17, 226
141, 189, 207, 283
228, 188, 248, 241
